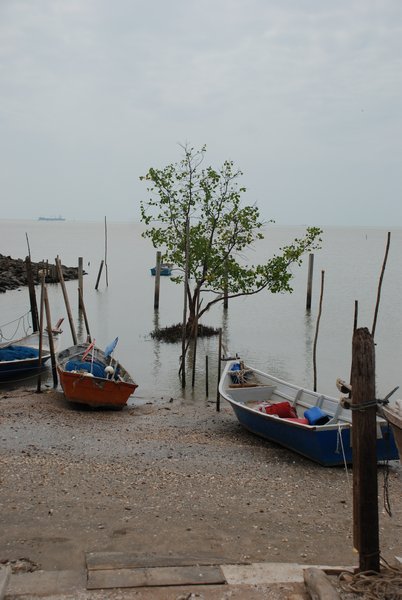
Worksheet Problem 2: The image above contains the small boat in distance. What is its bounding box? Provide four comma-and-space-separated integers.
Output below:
38, 216, 66, 221
218, 359, 399, 466
57, 340, 138, 409
150, 263, 173, 276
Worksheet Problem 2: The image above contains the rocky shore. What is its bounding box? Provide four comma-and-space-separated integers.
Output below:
0, 254, 80, 293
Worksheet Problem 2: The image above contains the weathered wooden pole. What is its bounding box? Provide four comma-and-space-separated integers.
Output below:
44, 284, 58, 388
95, 260, 104, 291
78, 257, 84, 309
312, 270, 324, 392
216, 328, 222, 412
104, 216, 109, 287
306, 253, 314, 310
78, 288, 91, 341
25, 256, 39, 332
36, 274, 45, 393
372, 231, 391, 338
154, 251, 161, 310
205, 355, 209, 397
181, 217, 190, 388
55, 257, 78, 345
25, 232, 31, 260
351, 327, 380, 573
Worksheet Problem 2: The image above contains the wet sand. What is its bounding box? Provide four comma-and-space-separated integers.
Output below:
1, 387, 401, 582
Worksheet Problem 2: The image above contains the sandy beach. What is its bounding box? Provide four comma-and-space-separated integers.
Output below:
1, 386, 401, 598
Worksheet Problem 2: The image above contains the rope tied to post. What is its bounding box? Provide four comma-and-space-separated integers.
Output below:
339, 558, 402, 599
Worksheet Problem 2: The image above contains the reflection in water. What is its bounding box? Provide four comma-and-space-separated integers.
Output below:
152, 310, 161, 372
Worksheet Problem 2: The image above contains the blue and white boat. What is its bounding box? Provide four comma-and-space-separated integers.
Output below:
219, 359, 399, 466
150, 264, 173, 276
0, 331, 57, 381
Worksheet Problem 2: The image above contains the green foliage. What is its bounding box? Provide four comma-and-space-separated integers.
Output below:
140, 145, 322, 325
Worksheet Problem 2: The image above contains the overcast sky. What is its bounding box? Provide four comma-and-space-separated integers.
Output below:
1, 0, 401, 226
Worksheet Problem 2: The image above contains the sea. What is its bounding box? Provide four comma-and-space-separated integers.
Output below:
1, 219, 401, 404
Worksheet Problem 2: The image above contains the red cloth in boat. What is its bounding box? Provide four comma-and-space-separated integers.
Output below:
258, 401, 297, 418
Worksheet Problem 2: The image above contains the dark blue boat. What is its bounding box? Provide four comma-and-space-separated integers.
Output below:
0, 332, 52, 381
219, 360, 399, 466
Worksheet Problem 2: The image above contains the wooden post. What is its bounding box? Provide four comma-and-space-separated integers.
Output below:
205, 355, 209, 397
351, 327, 380, 573
216, 328, 222, 411
78, 257, 84, 309
104, 216, 109, 287
25, 256, 39, 332
78, 288, 91, 341
55, 257, 78, 345
181, 217, 190, 389
154, 251, 161, 310
44, 284, 58, 387
306, 253, 314, 310
36, 274, 45, 393
312, 270, 324, 392
95, 260, 104, 290
25, 232, 31, 260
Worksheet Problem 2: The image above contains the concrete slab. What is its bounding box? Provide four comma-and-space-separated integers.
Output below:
0, 566, 11, 600
7, 569, 86, 597
222, 562, 305, 584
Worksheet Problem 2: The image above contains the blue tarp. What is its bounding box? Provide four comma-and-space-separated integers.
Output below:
0, 345, 40, 362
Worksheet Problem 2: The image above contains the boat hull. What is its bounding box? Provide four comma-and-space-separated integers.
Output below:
219, 360, 399, 466
382, 406, 402, 460
57, 343, 138, 409
229, 400, 395, 467
57, 368, 137, 409
0, 332, 53, 381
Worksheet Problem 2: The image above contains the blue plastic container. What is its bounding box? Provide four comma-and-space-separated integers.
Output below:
304, 406, 330, 425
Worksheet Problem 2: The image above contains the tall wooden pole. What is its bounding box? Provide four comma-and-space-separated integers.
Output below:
181, 217, 190, 388
216, 328, 222, 412
372, 231, 390, 338
351, 327, 380, 573
312, 270, 324, 392
25, 256, 39, 332
36, 274, 45, 393
78, 288, 91, 341
44, 285, 58, 387
154, 251, 161, 310
55, 257, 78, 345
104, 216, 109, 287
95, 260, 104, 291
78, 257, 84, 309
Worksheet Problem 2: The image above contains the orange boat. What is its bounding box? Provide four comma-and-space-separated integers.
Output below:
57, 342, 138, 409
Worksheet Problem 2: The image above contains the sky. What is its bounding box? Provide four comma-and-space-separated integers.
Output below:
1, 0, 402, 226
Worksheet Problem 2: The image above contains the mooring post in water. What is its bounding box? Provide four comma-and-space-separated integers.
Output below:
216, 328, 222, 411
223, 260, 228, 310
351, 327, 380, 573
44, 284, 58, 387
306, 253, 314, 310
25, 256, 39, 332
154, 251, 161, 310
95, 260, 104, 291
55, 257, 78, 345
78, 257, 84, 309
312, 270, 324, 392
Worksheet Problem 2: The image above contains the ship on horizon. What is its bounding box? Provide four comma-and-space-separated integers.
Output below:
38, 216, 66, 221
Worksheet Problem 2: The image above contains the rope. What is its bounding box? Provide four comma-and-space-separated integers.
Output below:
336, 424, 350, 487
0, 311, 32, 342
339, 558, 402, 599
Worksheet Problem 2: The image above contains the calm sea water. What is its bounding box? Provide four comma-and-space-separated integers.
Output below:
1, 219, 401, 403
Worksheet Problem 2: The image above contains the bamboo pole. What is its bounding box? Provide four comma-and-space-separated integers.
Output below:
351, 327, 380, 573
180, 217, 190, 388
104, 216, 109, 287
55, 257, 78, 345
371, 231, 391, 338
205, 355, 209, 397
